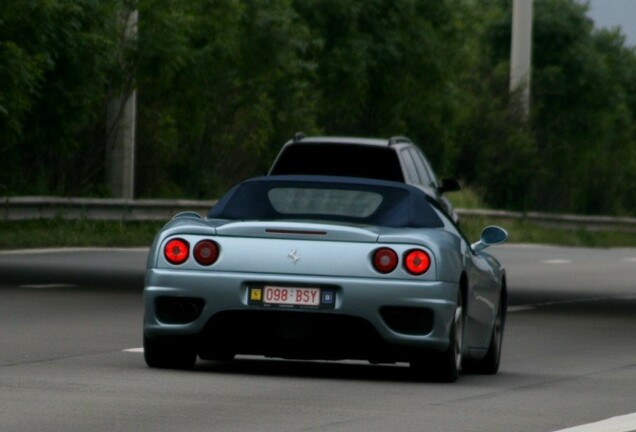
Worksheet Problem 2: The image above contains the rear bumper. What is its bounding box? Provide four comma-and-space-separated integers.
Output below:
144, 269, 458, 360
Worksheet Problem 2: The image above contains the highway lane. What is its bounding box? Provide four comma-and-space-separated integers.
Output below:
0, 245, 635, 432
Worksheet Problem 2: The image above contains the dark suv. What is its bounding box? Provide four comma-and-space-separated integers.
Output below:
269, 134, 461, 221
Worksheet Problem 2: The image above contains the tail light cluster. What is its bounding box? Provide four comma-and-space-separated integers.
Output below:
373, 248, 399, 273
372, 247, 431, 275
164, 238, 220, 266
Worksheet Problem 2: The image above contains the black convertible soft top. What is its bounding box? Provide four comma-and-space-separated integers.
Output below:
207, 175, 444, 229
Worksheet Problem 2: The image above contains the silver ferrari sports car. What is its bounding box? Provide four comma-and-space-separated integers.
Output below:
143, 175, 508, 382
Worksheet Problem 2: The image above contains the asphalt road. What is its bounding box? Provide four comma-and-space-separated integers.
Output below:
0, 245, 635, 432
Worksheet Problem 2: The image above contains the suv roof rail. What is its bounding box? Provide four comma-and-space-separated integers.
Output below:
293, 132, 306, 143
388, 136, 412, 146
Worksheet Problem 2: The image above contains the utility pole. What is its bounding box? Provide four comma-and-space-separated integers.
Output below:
106, 9, 137, 199
510, 0, 533, 118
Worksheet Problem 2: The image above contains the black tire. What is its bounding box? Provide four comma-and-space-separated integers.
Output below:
465, 291, 506, 375
143, 334, 197, 370
411, 291, 464, 383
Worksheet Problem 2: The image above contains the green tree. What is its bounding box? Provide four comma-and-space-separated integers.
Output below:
1, 0, 635, 218
0, 0, 127, 196
135, 0, 317, 198
293, 0, 466, 173
445, 0, 538, 210
529, 0, 636, 214
476, 0, 636, 214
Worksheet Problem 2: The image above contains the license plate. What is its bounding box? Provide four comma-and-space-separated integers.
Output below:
263, 285, 320, 306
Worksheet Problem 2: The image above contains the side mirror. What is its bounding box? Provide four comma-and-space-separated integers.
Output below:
439, 178, 461, 193
471, 226, 508, 252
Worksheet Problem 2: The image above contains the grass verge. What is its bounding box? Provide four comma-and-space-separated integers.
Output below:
0, 219, 165, 249
1, 217, 636, 250
449, 187, 636, 247
459, 216, 636, 248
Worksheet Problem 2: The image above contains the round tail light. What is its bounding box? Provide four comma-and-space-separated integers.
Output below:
404, 249, 431, 275
194, 240, 220, 266
164, 238, 189, 265
373, 248, 398, 273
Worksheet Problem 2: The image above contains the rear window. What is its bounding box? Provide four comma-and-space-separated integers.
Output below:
270, 144, 404, 182
268, 188, 383, 218
208, 177, 444, 229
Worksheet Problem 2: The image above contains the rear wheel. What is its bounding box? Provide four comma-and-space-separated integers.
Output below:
411, 291, 464, 383
143, 334, 197, 370
465, 291, 506, 374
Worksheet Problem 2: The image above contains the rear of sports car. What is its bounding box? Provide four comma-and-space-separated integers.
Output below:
143, 176, 473, 380
144, 218, 460, 362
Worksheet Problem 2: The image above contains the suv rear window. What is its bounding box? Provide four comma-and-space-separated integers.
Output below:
270, 144, 404, 182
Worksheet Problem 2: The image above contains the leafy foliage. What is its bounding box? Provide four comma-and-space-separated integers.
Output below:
1, 0, 635, 215
0, 0, 127, 195
134, 0, 320, 198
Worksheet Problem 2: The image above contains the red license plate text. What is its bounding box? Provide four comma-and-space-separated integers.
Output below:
262, 286, 320, 306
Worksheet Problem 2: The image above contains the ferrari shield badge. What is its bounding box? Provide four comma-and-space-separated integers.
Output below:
287, 248, 300, 265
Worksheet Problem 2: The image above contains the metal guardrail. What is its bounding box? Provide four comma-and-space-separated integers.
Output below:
456, 208, 636, 232
1, 196, 215, 222
2, 196, 636, 231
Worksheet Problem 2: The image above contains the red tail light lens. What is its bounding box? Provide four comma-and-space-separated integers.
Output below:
373, 248, 398, 273
164, 238, 189, 265
404, 249, 431, 275
194, 240, 220, 266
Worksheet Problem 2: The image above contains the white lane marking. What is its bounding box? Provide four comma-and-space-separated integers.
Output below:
541, 259, 572, 265
552, 412, 636, 432
123, 348, 144, 353
20, 284, 77, 289
621, 257, 636, 263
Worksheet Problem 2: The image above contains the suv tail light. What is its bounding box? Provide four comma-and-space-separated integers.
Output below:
164, 238, 189, 265
372, 248, 398, 273
194, 240, 220, 266
404, 249, 431, 275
